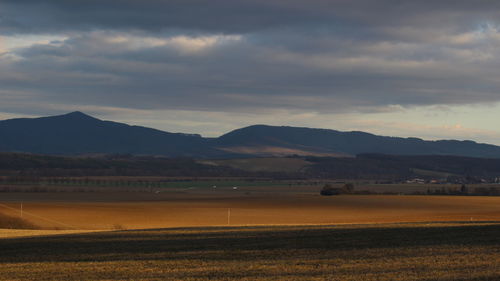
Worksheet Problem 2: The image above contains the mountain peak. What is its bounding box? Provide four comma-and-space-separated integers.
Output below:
64, 111, 94, 118
57, 111, 100, 122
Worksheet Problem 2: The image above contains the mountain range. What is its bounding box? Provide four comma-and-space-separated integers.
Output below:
1, 111, 500, 159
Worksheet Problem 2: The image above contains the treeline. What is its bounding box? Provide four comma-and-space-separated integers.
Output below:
0, 176, 175, 187
419, 185, 500, 196
0, 153, 271, 178
304, 154, 500, 182
319, 183, 500, 197
2, 152, 500, 181
305, 156, 411, 180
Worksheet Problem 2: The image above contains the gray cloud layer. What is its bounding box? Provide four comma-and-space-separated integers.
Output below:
1, 0, 500, 117
2, 1, 500, 35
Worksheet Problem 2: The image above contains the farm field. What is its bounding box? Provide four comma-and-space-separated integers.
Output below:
0, 229, 101, 239
1, 187, 500, 280
0, 222, 499, 280
1, 188, 500, 230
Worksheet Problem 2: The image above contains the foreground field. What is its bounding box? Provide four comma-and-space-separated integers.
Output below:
2, 190, 500, 280
0, 222, 499, 280
2, 191, 500, 230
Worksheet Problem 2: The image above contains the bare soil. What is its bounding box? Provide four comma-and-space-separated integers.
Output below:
1, 189, 500, 230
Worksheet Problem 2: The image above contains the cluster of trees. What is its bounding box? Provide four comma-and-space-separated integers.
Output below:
320, 183, 354, 196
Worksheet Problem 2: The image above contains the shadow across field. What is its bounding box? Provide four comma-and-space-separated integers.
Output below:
0, 212, 37, 229
1, 222, 499, 263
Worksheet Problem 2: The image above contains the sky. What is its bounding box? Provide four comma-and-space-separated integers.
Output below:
1, 0, 500, 144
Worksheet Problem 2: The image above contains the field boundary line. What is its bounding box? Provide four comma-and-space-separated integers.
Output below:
113, 220, 500, 233
0, 203, 77, 229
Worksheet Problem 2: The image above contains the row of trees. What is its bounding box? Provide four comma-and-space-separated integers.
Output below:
320, 183, 500, 196
0, 177, 175, 187
423, 185, 500, 196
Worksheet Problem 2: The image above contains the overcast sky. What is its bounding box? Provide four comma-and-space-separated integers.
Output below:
1, 0, 500, 143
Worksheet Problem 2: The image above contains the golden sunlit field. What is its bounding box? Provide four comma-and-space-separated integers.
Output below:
1, 186, 500, 280
2, 187, 500, 230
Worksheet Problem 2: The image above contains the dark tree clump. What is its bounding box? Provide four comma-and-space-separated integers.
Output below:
320, 184, 341, 196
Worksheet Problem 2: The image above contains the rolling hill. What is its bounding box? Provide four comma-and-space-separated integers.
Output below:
214, 125, 500, 158
1, 112, 500, 158
0, 112, 221, 157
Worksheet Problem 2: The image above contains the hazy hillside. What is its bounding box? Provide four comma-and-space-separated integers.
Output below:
0, 112, 223, 157
215, 125, 500, 158
2, 112, 500, 158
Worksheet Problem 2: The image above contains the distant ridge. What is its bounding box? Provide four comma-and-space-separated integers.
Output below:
1, 112, 500, 158
214, 125, 500, 158
0, 111, 218, 157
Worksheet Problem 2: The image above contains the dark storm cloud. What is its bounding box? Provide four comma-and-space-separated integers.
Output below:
1, 0, 500, 35
1, 0, 500, 116
3, 29, 499, 112
0, 0, 332, 34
